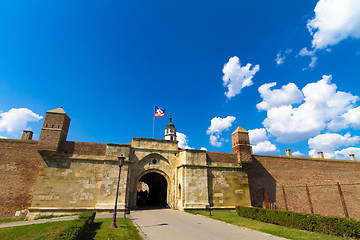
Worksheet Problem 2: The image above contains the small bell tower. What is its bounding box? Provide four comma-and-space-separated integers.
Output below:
164, 115, 177, 141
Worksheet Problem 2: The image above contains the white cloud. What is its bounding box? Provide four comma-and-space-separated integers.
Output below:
308, 133, 360, 158
209, 135, 222, 147
206, 116, 236, 147
257, 82, 303, 111
329, 106, 360, 130
200, 147, 207, 151
176, 132, 193, 149
0, 135, 7, 139
299, 47, 318, 69
252, 141, 277, 154
307, 0, 360, 50
248, 128, 268, 144
222, 56, 260, 99
292, 151, 304, 156
275, 49, 292, 65
0, 108, 43, 137
260, 75, 358, 143
249, 128, 277, 153
334, 147, 360, 160
275, 53, 285, 65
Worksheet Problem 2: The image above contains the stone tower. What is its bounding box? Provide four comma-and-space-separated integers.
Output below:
231, 126, 252, 164
164, 115, 177, 141
37, 107, 71, 156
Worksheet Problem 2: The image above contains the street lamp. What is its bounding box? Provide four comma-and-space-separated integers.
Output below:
110, 155, 125, 228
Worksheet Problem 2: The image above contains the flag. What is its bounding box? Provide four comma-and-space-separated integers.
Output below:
155, 106, 165, 117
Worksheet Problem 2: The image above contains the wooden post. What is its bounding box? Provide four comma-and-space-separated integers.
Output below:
263, 188, 269, 209
305, 184, 314, 214
337, 182, 349, 218
282, 186, 289, 211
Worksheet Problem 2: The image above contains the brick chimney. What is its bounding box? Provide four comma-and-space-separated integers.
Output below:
21, 130, 33, 140
231, 126, 252, 164
285, 149, 292, 156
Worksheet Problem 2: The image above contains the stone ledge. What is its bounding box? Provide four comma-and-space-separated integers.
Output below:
253, 154, 360, 163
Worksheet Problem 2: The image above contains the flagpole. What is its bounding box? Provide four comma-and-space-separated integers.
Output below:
152, 104, 155, 139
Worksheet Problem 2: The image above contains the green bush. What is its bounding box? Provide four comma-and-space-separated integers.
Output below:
235, 206, 360, 238
54, 211, 96, 240
34, 214, 54, 220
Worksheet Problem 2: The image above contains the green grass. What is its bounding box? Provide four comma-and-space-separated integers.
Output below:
90, 218, 142, 240
187, 210, 353, 240
0, 220, 71, 240
0, 218, 142, 240
0, 219, 25, 224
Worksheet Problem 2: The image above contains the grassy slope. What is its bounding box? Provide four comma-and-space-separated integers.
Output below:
0, 221, 71, 240
91, 218, 142, 240
187, 210, 352, 240
0, 219, 25, 224
0, 218, 142, 240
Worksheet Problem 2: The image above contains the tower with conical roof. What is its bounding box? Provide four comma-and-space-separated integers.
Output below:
231, 126, 252, 164
38, 107, 71, 156
164, 115, 177, 141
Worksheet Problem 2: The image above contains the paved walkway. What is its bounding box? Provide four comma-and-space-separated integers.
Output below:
131, 209, 287, 240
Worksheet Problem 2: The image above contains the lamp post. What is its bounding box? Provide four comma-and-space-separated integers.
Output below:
110, 155, 125, 228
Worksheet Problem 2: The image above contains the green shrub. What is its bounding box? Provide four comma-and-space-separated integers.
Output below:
34, 214, 54, 220
54, 211, 96, 240
235, 206, 360, 238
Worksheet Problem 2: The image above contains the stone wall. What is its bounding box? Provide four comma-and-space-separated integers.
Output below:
0, 139, 43, 219
248, 155, 360, 219
63, 141, 107, 156
27, 143, 131, 219
208, 167, 250, 208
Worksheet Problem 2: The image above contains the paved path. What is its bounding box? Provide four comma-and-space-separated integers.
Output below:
131, 209, 287, 240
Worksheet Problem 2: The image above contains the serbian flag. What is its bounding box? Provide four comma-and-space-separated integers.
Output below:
155, 106, 165, 117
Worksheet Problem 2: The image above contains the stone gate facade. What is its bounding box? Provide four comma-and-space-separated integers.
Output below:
26, 107, 251, 219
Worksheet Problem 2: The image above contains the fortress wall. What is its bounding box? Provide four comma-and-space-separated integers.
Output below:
248, 155, 360, 219
63, 141, 107, 156
28, 157, 130, 219
208, 168, 251, 208
0, 139, 43, 219
206, 151, 238, 163
182, 166, 209, 209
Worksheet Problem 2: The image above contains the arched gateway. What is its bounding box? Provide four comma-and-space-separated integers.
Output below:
136, 170, 168, 208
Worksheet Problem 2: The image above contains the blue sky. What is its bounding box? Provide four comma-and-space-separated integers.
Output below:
1, 0, 360, 160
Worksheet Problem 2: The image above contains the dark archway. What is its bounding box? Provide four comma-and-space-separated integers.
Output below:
137, 172, 168, 208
